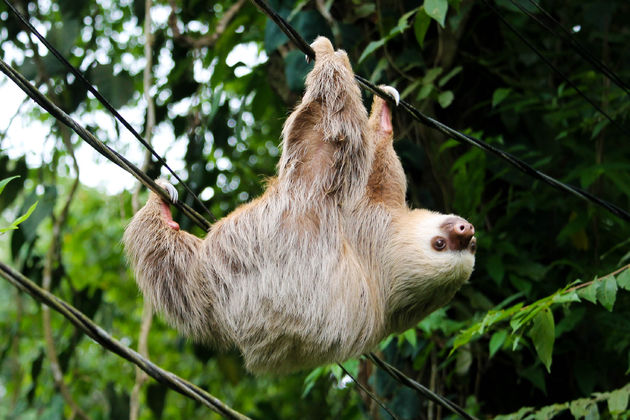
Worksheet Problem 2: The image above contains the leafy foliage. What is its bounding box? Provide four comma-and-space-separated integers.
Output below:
0, 0, 628, 419
0, 177, 37, 233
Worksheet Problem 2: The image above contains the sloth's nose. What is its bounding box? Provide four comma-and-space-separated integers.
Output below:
441, 217, 475, 251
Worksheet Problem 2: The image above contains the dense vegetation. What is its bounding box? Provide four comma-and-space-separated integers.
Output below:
0, 0, 628, 418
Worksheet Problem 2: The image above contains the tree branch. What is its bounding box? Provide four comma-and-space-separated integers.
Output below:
168, 0, 247, 49
0, 262, 251, 420
130, 2, 157, 417
27, 21, 89, 419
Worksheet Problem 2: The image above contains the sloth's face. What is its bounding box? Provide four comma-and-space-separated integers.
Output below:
413, 209, 476, 280
386, 209, 477, 332
391, 209, 476, 287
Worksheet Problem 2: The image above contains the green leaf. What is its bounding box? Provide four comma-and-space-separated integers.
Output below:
577, 283, 598, 304
451, 325, 480, 354
616, 269, 630, 291
423, 67, 443, 84
354, 3, 376, 18
12, 201, 39, 228
358, 38, 387, 64
416, 84, 434, 100
437, 90, 454, 108
340, 359, 359, 378
424, 0, 448, 27
287, 0, 310, 21
400, 79, 422, 100
438, 66, 462, 87
402, 328, 418, 348
492, 88, 512, 108
596, 276, 617, 311
512, 335, 521, 351
455, 346, 472, 375
0, 176, 19, 195
302, 366, 325, 397
414, 8, 432, 48
520, 364, 546, 393
585, 403, 599, 420
379, 334, 394, 350
569, 399, 591, 418
391, 8, 418, 36
552, 291, 580, 304
489, 329, 508, 357
607, 388, 629, 414
2, 201, 37, 233
528, 308, 555, 372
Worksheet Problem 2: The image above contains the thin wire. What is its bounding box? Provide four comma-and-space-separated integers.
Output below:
523, 0, 630, 96
483, 0, 629, 137
366, 353, 478, 420
0, 261, 249, 420
0, 57, 212, 231
2, 0, 215, 222
248, 0, 630, 223
337, 363, 400, 420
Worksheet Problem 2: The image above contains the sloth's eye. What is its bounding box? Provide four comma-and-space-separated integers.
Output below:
432, 237, 447, 251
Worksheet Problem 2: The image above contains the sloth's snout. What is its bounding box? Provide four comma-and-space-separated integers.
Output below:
441, 217, 475, 252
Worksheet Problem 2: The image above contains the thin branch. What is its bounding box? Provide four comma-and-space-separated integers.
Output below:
0, 57, 212, 231
366, 353, 478, 420
129, 301, 154, 420
27, 20, 90, 418
564, 263, 629, 294
130, 2, 157, 418
338, 363, 400, 420
168, 0, 247, 49
0, 261, 251, 420
41, 157, 85, 420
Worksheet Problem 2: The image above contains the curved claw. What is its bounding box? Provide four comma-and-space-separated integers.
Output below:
381, 85, 400, 106
157, 180, 178, 203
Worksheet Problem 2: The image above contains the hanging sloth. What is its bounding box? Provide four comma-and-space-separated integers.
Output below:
123, 37, 476, 374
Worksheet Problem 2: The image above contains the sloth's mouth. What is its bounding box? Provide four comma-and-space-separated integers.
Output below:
468, 237, 477, 254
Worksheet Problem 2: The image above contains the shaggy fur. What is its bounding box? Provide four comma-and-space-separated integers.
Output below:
123, 37, 476, 374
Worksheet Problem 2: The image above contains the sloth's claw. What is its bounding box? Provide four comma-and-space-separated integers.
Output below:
381, 85, 400, 106
157, 180, 178, 203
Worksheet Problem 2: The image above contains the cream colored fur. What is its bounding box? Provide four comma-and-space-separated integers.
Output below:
123, 37, 475, 374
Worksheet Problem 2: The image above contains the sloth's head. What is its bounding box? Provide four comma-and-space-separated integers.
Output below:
386, 209, 476, 331
410, 209, 476, 277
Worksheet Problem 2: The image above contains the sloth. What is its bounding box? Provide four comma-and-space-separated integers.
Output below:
123, 37, 476, 374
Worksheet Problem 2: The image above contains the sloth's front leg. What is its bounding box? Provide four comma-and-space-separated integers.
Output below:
366, 86, 407, 209
278, 36, 373, 202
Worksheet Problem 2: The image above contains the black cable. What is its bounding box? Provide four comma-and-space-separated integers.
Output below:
366, 353, 479, 420
2, 0, 215, 221
523, 0, 630, 96
0, 57, 212, 231
0, 262, 249, 420
483, 0, 629, 137
248, 0, 630, 223
338, 363, 400, 420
